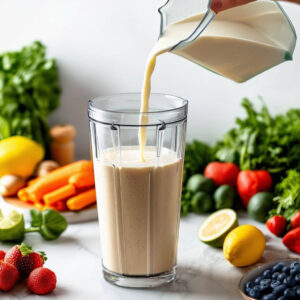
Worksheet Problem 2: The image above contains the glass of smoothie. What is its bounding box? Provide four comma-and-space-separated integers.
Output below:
88, 93, 187, 288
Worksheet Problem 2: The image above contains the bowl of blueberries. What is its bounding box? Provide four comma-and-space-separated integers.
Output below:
239, 259, 300, 300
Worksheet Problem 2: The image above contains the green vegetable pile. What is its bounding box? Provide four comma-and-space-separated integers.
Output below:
214, 98, 300, 182
269, 170, 300, 220
182, 98, 300, 218
0, 41, 60, 150
181, 141, 214, 215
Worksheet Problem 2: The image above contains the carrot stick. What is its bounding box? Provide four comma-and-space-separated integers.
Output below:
28, 177, 39, 186
66, 188, 96, 211
17, 160, 92, 202
34, 202, 44, 211
43, 184, 76, 205
54, 201, 67, 212
68, 171, 95, 189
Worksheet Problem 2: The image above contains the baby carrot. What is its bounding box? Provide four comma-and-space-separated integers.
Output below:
66, 188, 96, 211
28, 177, 40, 186
18, 160, 93, 202
68, 171, 95, 189
43, 184, 76, 205
34, 202, 45, 211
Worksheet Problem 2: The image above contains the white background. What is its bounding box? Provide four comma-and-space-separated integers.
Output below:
0, 0, 299, 159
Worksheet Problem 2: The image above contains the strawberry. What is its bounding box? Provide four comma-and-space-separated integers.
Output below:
4, 244, 46, 279
266, 215, 286, 237
0, 261, 19, 291
27, 267, 56, 295
0, 250, 6, 261
4, 245, 22, 267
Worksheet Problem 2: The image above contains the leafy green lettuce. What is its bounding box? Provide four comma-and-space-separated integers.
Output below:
0, 41, 60, 150
214, 98, 300, 182
269, 170, 300, 220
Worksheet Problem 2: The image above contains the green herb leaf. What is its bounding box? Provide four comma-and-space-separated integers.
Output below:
40, 209, 68, 240
30, 209, 42, 227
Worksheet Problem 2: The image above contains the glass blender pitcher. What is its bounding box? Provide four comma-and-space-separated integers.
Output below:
158, 0, 297, 82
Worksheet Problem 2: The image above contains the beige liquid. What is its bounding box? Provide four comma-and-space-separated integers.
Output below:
95, 147, 183, 275
139, 0, 294, 160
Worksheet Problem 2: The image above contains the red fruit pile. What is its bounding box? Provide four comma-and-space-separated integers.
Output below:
0, 243, 56, 295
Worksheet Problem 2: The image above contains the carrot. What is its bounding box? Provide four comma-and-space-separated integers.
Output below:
17, 160, 92, 203
66, 188, 96, 211
34, 202, 44, 211
28, 177, 40, 186
68, 171, 95, 189
54, 201, 67, 212
43, 184, 76, 205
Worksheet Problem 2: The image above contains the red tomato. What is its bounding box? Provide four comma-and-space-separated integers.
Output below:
291, 211, 300, 229
204, 162, 239, 188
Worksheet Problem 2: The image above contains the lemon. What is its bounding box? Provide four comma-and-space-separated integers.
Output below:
223, 224, 265, 267
198, 209, 238, 248
0, 209, 25, 242
0, 136, 44, 178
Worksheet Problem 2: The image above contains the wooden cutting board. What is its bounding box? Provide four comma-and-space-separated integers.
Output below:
0, 196, 98, 224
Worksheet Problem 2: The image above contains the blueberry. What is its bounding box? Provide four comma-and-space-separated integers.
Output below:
297, 288, 300, 296
284, 287, 296, 298
283, 275, 296, 287
261, 294, 276, 300
249, 286, 261, 298
272, 272, 280, 279
273, 284, 287, 297
246, 281, 255, 289
295, 273, 300, 284
278, 273, 287, 282
273, 262, 285, 273
291, 265, 300, 276
260, 278, 272, 286
255, 276, 263, 284
290, 261, 300, 269
277, 296, 287, 300
263, 269, 272, 279
270, 280, 281, 289
282, 266, 290, 274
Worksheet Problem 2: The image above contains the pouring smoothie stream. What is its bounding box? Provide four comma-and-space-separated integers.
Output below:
139, 0, 296, 161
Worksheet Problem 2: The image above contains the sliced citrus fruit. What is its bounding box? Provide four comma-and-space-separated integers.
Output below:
0, 209, 25, 242
198, 208, 238, 248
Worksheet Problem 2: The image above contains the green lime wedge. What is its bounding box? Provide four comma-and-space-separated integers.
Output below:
198, 209, 238, 248
0, 209, 25, 242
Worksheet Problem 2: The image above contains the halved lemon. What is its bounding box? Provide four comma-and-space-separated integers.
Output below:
198, 209, 238, 248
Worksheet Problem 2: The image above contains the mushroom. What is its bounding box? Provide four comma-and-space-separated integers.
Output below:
36, 160, 60, 177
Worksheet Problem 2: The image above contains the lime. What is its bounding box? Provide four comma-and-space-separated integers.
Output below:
0, 209, 25, 242
247, 192, 273, 222
191, 191, 213, 214
213, 185, 235, 210
198, 209, 238, 248
186, 174, 214, 193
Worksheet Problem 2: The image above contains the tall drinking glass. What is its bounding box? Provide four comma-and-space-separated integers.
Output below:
88, 93, 188, 288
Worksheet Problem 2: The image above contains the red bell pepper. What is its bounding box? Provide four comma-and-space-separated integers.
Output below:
283, 227, 300, 254
266, 215, 286, 237
291, 211, 300, 229
237, 170, 272, 207
204, 162, 239, 188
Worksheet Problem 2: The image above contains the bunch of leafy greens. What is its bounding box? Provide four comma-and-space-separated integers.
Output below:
214, 98, 300, 182
181, 140, 214, 216
0, 41, 60, 150
269, 170, 300, 220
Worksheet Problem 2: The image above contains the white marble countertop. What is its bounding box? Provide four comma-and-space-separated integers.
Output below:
1, 212, 297, 300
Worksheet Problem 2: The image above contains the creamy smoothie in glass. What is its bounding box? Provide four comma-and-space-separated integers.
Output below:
88, 93, 187, 287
